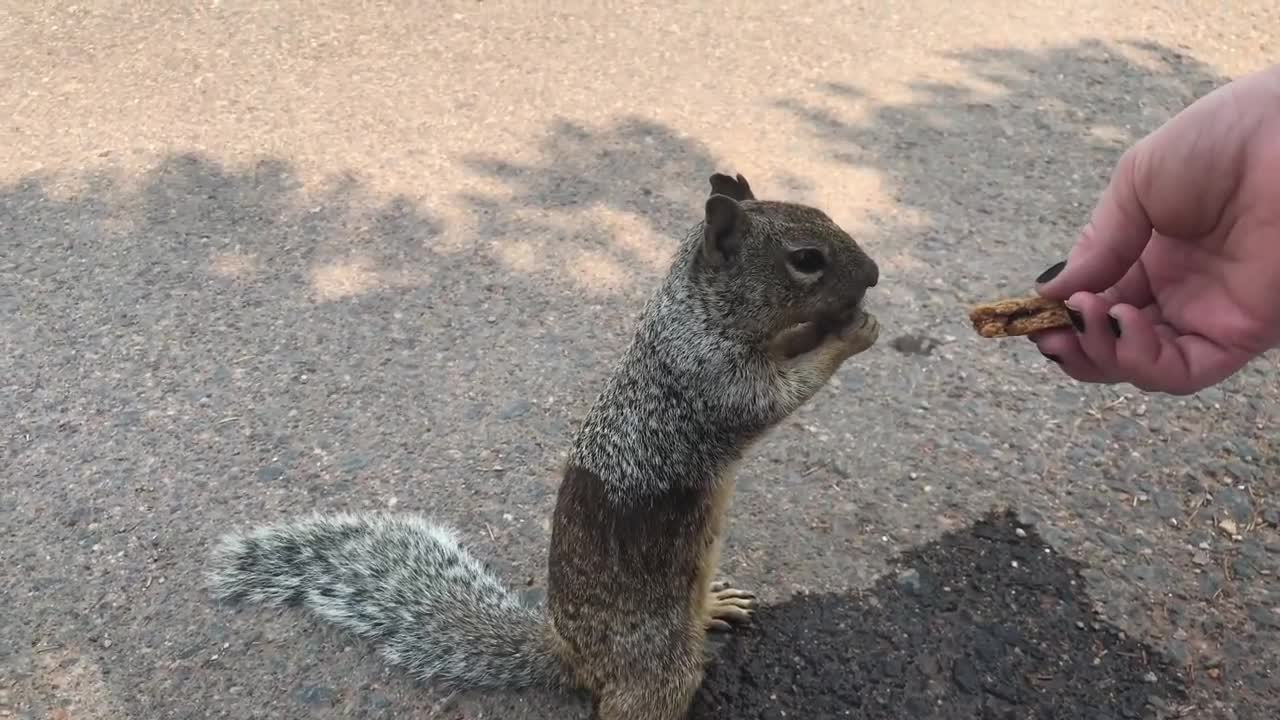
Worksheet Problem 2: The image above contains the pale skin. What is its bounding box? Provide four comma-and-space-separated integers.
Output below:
1031, 62, 1280, 395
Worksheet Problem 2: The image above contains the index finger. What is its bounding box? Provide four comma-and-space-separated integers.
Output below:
1040, 145, 1155, 299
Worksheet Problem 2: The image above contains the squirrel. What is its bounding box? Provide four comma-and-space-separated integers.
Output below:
206, 172, 881, 720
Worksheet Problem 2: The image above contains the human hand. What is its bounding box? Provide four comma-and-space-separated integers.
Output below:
1032, 63, 1280, 395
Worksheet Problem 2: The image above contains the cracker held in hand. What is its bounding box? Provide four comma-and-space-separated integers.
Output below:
969, 295, 1071, 338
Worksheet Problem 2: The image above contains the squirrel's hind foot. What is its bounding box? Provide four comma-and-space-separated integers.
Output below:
703, 581, 757, 632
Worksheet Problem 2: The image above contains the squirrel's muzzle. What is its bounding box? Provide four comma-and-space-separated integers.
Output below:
865, 257, 880, 288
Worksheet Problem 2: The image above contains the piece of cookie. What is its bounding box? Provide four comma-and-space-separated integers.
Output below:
969, 295, 1071, 338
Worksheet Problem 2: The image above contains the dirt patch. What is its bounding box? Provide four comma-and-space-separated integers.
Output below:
3, 646, 127, 720
691, 511, 1187, 719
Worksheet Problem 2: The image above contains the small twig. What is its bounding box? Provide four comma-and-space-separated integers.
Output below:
1185, 496, 1206, 525
1041, 414, 1085, 483
1111, 411, 1148, 430
1085, 395, 1127, 421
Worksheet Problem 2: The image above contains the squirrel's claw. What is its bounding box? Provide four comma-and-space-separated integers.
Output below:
705, 618, 736, 632
709, 582, 756, 601
704, 581, 758, 631
836, 311, 880, 356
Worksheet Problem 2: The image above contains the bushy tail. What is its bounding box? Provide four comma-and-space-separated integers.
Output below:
207, 512, 569, 691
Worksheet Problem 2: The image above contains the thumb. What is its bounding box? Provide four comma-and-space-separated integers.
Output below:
1039, 145, 1154, 299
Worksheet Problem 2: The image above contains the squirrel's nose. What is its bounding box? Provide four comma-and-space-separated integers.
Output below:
864, 258, 880, 288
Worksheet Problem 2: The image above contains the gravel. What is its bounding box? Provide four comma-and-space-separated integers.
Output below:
3, 4, 1278, 719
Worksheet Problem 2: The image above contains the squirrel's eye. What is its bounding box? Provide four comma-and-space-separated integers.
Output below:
788, 248, 826, 275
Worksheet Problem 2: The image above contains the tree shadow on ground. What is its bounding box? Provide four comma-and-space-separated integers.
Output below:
456, 116, 724, 302
462, 115, 719, 237
777, 39, 1228, 317
3, 99, 770, 714
760, 38, 1279, 719
693, 510, 1187, 720
2, 155, 480, 720
4, 42, 1273, 718
0, 139, 720, 719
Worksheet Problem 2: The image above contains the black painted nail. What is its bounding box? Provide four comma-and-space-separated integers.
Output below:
1036, 260, 1066, 284
1066, 307, 1085, 333
1040, 351, 1063, 364
1107, 314, 1121, 338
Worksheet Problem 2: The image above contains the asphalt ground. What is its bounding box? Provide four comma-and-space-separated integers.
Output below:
3, 2, 1278, 718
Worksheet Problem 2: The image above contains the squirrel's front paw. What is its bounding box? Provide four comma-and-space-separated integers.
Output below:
836, 311, 879, 357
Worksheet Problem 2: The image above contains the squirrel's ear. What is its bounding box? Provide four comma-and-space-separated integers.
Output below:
703, 194, 745, 266
708, 172, 755, 202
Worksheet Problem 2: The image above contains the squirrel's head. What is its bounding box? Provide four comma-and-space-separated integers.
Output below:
694, 172, 880, 355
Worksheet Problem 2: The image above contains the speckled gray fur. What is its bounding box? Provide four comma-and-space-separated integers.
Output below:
208, 513, 568, 690
569, 206, 871, 501
206, 183, 880, 701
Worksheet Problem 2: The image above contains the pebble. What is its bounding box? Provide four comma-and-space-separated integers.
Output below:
1165, 640, 1189, 666
498, 398, 533, 420
297, 686, 336, 706
519, 587, 547, 608
1212, 487, 1254, 524
339, 454, 369, 473
889, 334, 940, 356
1039, 526, 1069, 548
255, 465, 285, 482
1113, 422, 1143, 442
1225, 462, 1256, 482
1125, 565, 1164, 584
1151, 490, 1182, 520
1198, 574, 1223, 600
1232, 557, 1258, 581
1182, 471, 1209, 495
1189, 530, 1215, 548
1097, 531, 1128, 554
1247, 607, 1280, 629
364, 692, 393, 711
951, 658, 980, 694
896, 568, 922, 594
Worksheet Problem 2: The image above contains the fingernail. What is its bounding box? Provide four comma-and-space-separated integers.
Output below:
1066, 307, 1085, 333
1036, 260, 1066, 284
1107, 314, 1121, 338
1040, 350, 1063, 364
